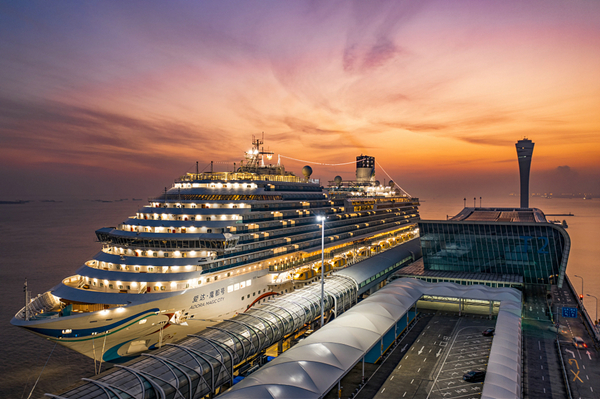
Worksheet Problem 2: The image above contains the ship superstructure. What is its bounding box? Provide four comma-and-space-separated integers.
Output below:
12, 137, 420, 362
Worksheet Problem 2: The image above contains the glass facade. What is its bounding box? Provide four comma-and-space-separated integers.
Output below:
419, 221, 570, 285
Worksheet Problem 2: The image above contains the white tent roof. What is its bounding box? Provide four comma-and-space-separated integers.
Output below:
220, 278, 522, 399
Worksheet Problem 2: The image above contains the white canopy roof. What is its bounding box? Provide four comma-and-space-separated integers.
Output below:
220, 278, 522, 399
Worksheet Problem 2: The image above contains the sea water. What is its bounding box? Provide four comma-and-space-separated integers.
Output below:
1, 197, 598, 397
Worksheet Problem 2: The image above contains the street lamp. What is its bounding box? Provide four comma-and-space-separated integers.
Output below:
317, 215, 326, 327
574, 275, 584, 301
587, 294, 598, 329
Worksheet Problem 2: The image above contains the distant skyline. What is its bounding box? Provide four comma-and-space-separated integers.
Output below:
1, 0, 599, 200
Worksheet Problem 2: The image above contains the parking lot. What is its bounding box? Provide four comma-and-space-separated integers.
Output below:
373, 312, 495, 399
426, 324, 493, 398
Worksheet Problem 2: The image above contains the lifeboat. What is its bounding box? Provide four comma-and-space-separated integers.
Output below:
313, 262, 332, 275
293, 268, 317, 281
332, 257, 347, 268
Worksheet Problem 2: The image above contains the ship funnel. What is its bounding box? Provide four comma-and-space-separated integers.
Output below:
356, 155, 375, 183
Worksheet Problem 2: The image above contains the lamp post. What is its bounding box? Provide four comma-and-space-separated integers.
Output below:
574, 275, 584, 301
587, 294, 598, 330
317, 215, 326, 327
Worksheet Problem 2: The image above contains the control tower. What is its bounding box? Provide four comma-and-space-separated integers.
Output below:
516, 138, 534, 208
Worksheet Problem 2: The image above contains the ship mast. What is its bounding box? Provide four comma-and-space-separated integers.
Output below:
244, 133, 274, 171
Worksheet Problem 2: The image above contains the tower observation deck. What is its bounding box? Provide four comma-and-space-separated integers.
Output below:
516, 138, 534, 208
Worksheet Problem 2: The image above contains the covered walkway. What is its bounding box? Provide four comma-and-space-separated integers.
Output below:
220, 278, 522, 399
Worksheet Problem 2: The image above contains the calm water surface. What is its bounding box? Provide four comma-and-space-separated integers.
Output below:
1, 197, 598, 397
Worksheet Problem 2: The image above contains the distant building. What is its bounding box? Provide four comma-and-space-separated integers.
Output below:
516, 138, 534, 208
418, 207, 570, 287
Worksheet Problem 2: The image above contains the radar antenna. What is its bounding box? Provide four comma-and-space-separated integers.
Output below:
244, 132, 274, 171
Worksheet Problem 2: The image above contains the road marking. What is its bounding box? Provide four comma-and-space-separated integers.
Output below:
381, 388, 385, 393
424, 358, 427, 362
543, 388, 546, 393
390, 376, 394, 380
403, 392, 407, 397
418, 346, 425, 355
541, 365, 543, 369
586, 350, 592, 360
418, 368, 421, 372
586, 375, 589, 380
437, 349, 443, 358
401, 344, 408, 352
591, 386, 593, 392
571, 369, 583, 383
565, 349, 575, 358
538, 341, 541, 350
542, 376, 544, 381
569, 359, 579, 369
411, 379, 414, 384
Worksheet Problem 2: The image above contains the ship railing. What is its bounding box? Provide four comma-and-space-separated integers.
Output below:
15, 291, 62, 320
90, 263, 203, 274
267, 230, 416, 272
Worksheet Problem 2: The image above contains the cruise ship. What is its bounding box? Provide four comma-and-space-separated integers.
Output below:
11, 137, 420, 362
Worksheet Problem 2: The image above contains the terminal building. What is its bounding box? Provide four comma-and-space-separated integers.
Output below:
416, 207, 570, 288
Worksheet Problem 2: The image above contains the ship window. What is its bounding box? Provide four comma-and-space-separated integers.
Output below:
148, 267, 153, 271
214, 276, 218, 280
135, 267, 139, 271
253, 292, 256, 296
160, 286, 165, 291
241, 297, 244, 301
127, 285, 130, 289
207, 278, 211, 282
247, 295, 250, 299
109, 284, 114, 289
207, 229, 212, 233
228, 285, 233, 293
154, 286, 159, 291
100, 283, 104, 287
227, 272, 231, 277
164, 253, 168, 257
182, 253, 187, 258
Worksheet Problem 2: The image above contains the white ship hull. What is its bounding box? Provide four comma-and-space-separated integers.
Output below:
14, 268, 282, 362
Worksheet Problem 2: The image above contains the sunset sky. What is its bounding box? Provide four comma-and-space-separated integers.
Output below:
1, 0, 599, 200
